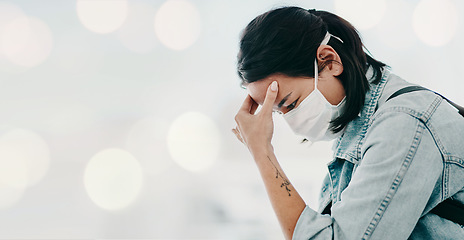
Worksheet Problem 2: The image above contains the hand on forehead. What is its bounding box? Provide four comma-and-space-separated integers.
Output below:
246, 74, 314, 111
246, 77, 277, 106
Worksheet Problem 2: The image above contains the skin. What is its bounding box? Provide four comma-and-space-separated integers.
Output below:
246, 46, 346, 114
233, 45, 346, 240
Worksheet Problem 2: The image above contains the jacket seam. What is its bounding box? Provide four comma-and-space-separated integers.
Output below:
369, 95, 442, 127
361, 120, 425, 239
442, 161, 450, 199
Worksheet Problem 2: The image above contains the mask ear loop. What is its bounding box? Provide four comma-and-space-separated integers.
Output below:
314, 33, 328, 91
315, 32, 343, 91
314, 59, 319, 90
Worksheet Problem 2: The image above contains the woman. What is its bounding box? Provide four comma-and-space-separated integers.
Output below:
232, 7, 464, 240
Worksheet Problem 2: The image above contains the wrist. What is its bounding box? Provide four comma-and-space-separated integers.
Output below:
248, 144, 274, 159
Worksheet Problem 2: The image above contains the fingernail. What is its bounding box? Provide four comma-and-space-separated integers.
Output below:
270, 81, 278, 91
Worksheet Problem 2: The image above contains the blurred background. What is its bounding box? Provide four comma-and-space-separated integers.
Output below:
0, 0, 463, 239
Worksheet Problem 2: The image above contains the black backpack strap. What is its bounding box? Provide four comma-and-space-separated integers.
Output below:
430, 198, 464, 225
386, 86, 464, 225
386, 86, 429, 102
386, 85, 464, 117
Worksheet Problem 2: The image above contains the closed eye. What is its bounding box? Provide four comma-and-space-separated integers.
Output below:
286, 97, 300, 111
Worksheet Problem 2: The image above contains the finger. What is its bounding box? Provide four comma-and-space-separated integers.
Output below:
239, 95, 253, 113
260, 81, 278, 116
236, 124, 246, 143
233, 130, 244, 143
231, 128, 244, 144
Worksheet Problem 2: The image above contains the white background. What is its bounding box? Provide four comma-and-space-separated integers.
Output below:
0, 0, 463, 239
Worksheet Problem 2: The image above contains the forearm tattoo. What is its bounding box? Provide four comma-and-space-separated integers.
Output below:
267, 156, 291, 196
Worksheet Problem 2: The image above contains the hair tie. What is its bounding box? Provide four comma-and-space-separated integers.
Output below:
308, 9, 317, 14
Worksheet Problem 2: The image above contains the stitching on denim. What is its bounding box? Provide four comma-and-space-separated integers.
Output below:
334, 70, 390, 163
371, 107, 421, 125
329, 165, 340, 204
421, 97, 453, 199
447, 158, 464, 167
356, 76, 389, 160
443, 163, 449, 199
421, 95, 441, 122
361, 120, 425, 239
371, 93, 441, 127
424, 98, 456, 158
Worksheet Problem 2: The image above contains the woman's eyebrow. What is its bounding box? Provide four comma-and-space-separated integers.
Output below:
278, 92, 292, 108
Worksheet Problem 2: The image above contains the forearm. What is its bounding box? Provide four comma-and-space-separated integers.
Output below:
252, 146, 306, 240
233, 83, 306, 239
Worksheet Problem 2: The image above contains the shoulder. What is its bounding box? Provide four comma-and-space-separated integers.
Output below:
364, 110, 425, 149
375, 91, 439, 124
372, 70, 448, 125
366, 82, 464, 163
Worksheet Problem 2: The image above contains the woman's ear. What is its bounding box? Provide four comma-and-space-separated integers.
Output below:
316, 45, 343, 76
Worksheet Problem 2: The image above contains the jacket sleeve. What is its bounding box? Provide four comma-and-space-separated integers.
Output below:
292, 111, 443, 239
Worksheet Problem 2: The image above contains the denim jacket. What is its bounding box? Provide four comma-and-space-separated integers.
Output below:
292, 68, 464, 239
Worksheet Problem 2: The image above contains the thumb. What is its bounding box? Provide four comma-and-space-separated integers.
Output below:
260, 81, 278, 116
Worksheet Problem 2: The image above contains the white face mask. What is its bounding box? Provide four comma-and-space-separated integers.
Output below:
283, 32, 346, 142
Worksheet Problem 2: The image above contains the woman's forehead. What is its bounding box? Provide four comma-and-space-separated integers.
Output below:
246, 74, 305, 104
246, 79, 274, 105
246, 77, 285, 101
248, 86, 292, 110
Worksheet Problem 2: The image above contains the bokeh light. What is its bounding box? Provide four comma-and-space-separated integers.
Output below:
0, 128, 50, 210
0, 148, 29, 189
167, 112, 221, 172
413, 0, 458, 46
0, 15, 53, 67
116, 2, 158, 54
125, 116, 173, 175
0, 2, 25, 73
0, 2, 25, 54
76, 0, 128, 34
0, 128, 51, 187
84, 148, 143, 211
0, 136, 29, 209
1, 0, 463, 238
334, 0, 386, 30
0, 2, 25, 46
154, 0, 201, 50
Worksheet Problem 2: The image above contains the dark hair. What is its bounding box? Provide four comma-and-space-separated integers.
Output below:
237, 7, 386, 133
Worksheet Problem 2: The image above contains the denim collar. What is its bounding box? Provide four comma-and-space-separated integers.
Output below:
331, 67, 390, 164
